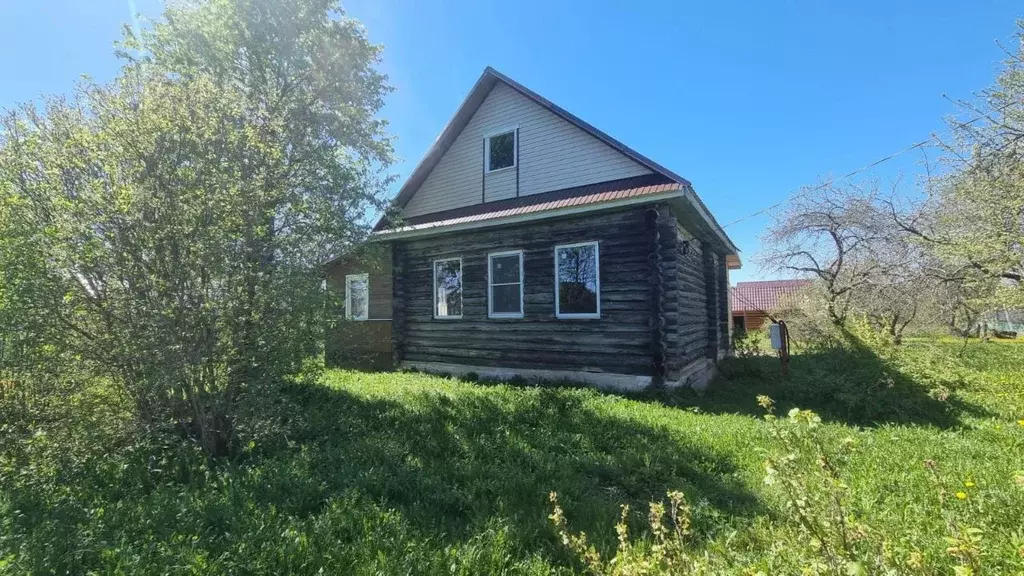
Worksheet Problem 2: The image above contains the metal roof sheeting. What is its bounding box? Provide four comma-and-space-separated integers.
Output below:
730, 280, 813, 313
377, 174, 681, 234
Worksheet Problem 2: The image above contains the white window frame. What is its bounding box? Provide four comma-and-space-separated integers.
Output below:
432, 257, 464, 320
554, 241, 601, 320
345, 273, 369, 321
484, 126, 518, 173
487, 250, 525, 319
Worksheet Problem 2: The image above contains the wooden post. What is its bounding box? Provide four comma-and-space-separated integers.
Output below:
779, 320, 790, 375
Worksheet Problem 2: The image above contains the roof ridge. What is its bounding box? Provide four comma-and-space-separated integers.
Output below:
730, 279, 813, 313
735, 279, 813, 285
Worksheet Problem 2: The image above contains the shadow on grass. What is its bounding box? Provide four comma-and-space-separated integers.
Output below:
670, 334, 992, 429
269, 381, 763, 557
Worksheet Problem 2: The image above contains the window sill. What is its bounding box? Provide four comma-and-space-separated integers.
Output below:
433, 315, 463, 320
488, 313, 524, 319
556, 314, 601, 320
485, 165, 516, 175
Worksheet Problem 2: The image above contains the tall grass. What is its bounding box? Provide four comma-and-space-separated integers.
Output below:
1, 338, 1022, 573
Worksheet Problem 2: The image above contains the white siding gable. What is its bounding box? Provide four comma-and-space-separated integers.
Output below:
401, 82, 652, 218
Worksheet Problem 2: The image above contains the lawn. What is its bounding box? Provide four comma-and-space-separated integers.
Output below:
1, 339, 1023, 573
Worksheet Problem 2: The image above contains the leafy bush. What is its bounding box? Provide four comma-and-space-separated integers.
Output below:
0, 0, 393, 457
549, 490, 708, 575
732, 327, 771, 358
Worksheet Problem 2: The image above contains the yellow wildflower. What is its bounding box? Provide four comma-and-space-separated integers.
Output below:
964, 481, 975, 488
955, 491, 968, 500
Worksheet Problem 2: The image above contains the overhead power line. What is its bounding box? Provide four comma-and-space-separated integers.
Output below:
717, 101, 1015, 230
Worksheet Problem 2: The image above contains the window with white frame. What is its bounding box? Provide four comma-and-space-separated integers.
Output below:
554, 241, 600, 319
485, 128, 516, 172
345, 273, 369, 321
433, 258, 463, 318
488, 250, 524, 318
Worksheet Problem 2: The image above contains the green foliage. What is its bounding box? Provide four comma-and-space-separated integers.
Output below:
922, 22, 1024, 303
708, 321, 1024, 427
0, 0, 393, 457
731, 327, 771, 358
757, 397, 880, 575
890, 23, 1024, 312
549, 490, 711, 575
553, 391, 1020, 575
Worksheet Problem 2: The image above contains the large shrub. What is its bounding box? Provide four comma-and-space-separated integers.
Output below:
0, 0, 393, 456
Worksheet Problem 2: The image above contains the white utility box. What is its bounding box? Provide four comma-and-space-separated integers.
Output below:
769, 323, 783, 350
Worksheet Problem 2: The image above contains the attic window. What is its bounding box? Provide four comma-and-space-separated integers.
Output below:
485, 129, 516, 172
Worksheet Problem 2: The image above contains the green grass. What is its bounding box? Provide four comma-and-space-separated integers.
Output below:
2, 339, 1023, 573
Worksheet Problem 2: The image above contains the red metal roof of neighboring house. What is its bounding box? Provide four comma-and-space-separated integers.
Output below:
730, 280, 813, 313
376, 174, 682, 235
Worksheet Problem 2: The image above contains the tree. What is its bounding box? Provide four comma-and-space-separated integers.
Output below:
853, 257, 933, 345
760, 182, 894, 326
891, 22, 1024, 308
0, 0, 393, 457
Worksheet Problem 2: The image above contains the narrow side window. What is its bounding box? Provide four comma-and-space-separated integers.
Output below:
433, 258, 463, 319
554, 242, 600, 319
345, 274, 369, 321
488, 250, 524, 319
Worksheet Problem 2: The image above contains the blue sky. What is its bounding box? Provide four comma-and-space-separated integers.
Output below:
1, 1, 1020, 282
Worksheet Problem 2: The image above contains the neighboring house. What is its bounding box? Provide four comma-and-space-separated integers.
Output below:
730, 279, 812, 332
326, 67, 740, 391
986, 308, 1024, 338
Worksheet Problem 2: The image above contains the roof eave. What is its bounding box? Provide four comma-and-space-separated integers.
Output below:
371, 188, 685, 242
372, 70, 501, 231
682, 185, 739, 255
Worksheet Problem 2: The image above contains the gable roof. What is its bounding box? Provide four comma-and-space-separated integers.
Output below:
376, 67, 737, 254
730, 280, 813, 313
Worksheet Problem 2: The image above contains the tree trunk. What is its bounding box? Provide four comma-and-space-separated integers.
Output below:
887, 314, 901, 344
826, 297, 845, 326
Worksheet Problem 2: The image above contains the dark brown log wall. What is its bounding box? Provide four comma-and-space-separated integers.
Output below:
674, 220, 709, 369
394, 206, 656, 375
704, 249, 721, 359
655, 206, 681, 381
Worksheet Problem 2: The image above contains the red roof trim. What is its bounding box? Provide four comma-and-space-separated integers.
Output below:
377, 175, 681, 234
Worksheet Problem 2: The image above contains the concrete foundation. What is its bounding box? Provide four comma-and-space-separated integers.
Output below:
400, 357, 717, 393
